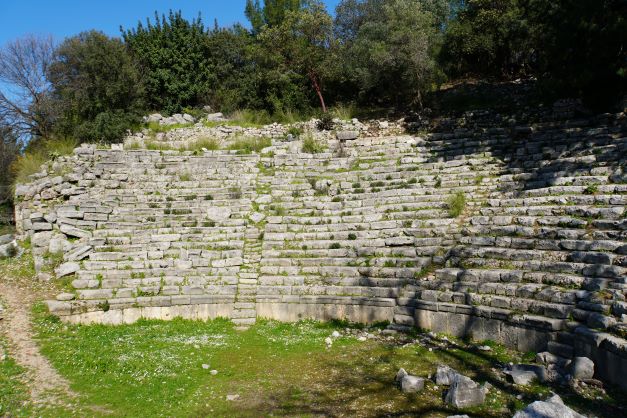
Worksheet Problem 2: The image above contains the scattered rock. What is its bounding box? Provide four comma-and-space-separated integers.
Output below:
56, 293, 75, 301
504, 365, 548, 385
331, 331, 341, 338
401, 375, 425, 393
54, 262, 80, 278
395, 368, 408, 383
201, 364, 210, 370
513, 394, 586, 418
325, 337, 333, 348
444, 374, 487, 409
477, 345, 492, 351
435, 364, 459, 386
226, 394, 240, 401
210, 370, 218, 375
336, 130, 359, 141
568, 357, 594, 381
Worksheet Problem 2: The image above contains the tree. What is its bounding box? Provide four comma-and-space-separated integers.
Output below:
0, 35, 55, 140
48, 30, 144, 143
122, 11, 211, 114
336, 0, 444, 107
440, 0, 532, 79
522, 0, 626, 109
245, 0, 303, 34
0, 123, 20, 204
258, 1, 335, 112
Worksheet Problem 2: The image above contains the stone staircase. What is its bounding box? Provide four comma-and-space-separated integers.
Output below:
13, 111, 627, 388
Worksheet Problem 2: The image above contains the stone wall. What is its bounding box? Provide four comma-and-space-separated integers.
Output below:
14, 112, 627, 388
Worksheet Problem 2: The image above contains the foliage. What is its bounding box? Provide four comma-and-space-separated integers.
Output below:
316, 112, 334, 130
301, 134, 324, 153
245, 0, 303, 34
440, 0, 532, 79
521, 0, 627, 109
48, 30, 144, 143
258, 1, 335, 112
447, 191, 466, 218
335, 0, 445, 108
12, 137, 76, 185
0, 125, 20, 203
122, 11, 211, 114
227, 136, 272, 154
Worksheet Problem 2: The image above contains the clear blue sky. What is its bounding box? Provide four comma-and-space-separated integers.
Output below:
0, 0, 342, 45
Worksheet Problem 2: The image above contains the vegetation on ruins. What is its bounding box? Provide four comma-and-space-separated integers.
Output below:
0, 0, 624, 198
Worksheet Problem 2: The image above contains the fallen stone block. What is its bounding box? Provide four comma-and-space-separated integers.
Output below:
444, 374, 487, 409
55, 262, 80, 278
513, 394, 585, 418
568, 357, 594, 380
401, 375, 425, 393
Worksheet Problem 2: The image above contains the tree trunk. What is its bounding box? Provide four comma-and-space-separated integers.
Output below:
309, 71, 327, 113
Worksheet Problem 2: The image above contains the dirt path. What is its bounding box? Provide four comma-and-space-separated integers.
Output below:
0, 281, 75, 407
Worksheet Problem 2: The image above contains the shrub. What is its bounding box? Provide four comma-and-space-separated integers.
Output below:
227, 136, 272, 154
301, 135, 324, 154
179, 172, 191, 181
347, 233, 357, 240
447, 192, 466, 218
316, 112, 334, 131
184, 138, 220, 152
329, 242, 341, 249
12, 137, 77, 185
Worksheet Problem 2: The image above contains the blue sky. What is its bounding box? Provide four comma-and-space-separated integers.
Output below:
0, 0, 342, 45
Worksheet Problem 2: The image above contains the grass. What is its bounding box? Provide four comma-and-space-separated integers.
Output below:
447, 191, 467, 218
12, 137, 78, 185
226, 136, 272, 154
27, 310, 625, 418
0, 338, 31, 417
301, 134, 325, 154
146, 122, 194, 133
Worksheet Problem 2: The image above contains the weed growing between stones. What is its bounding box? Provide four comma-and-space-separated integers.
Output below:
301, 134, 325, 154
447, 191, 466, 218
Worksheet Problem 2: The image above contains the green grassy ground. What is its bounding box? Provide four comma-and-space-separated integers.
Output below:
0, 337, 31, 417
29, 308, 625, 418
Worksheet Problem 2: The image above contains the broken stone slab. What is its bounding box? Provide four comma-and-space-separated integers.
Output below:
504, 365, 548, 385
250, 212, 266, 223
60, 224, 92, 239
336, 130, 359, 141
64, 245, 92, 262
206, 112, 225, 121
56, 293, 75, 301
206, 207, 232, 222
513, 394, 585, 418
0, 234, 13, 245
0, 240, 19, 259
444, 374, 487, 409
567, 357, 594, 380
395, 368, 408, 383
435, 364, 460, 386
55, 262, 80, 278
401, 375, 425, 393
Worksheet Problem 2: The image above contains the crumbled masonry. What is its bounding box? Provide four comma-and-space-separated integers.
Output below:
13, 110, 627, 390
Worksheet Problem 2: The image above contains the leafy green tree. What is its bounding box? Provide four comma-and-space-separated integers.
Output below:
122, 11, 211, 114
48, 30, 144, 143
336, 0, 445, 107
0, 123, 20, 203
245, 0, 303, 34
258, 1, 335, 112
522, 0, 626, 109
440, 0, 532, 78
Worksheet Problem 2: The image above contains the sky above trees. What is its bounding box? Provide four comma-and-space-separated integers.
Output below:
0, 0, 341, 45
